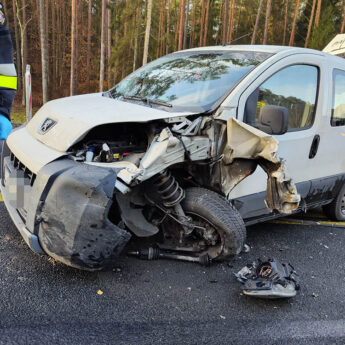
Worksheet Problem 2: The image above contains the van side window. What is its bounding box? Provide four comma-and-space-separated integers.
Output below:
245, 65, 318, 132
331, 69, 345, 127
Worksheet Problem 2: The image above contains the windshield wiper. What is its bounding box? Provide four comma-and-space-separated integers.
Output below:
123, 95, 172, 108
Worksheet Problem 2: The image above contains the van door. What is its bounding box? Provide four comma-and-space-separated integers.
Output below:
310, 66, 345, 205
229, 54, 326, 220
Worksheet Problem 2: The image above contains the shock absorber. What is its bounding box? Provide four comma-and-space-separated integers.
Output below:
148, 170, 185, 207
146, 170, 194, 236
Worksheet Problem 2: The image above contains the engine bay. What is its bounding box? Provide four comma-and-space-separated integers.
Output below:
68, 123, 150, 163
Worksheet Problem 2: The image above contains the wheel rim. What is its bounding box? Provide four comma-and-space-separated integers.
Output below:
341, 194, 345, 215
182, 212, 225, 259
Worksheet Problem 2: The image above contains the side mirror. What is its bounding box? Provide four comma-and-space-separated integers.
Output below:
257, 105, 288, 135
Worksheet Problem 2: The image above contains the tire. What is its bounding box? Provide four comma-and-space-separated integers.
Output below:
181, 187, 246, 260
322, 184, 345, 221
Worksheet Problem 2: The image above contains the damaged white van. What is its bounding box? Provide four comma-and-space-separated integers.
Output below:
1, 45, 344, 270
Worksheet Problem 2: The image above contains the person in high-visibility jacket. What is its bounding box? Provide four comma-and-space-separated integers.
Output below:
0, 1, 16, 141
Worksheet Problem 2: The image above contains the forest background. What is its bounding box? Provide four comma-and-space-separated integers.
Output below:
2, 0, 344, 123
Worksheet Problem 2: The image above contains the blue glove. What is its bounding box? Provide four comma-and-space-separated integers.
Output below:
0, 114, 12, 140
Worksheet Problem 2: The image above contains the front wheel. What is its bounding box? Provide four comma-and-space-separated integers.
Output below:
179, 187, 246, 260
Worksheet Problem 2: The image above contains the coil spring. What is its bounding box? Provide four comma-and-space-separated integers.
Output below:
150, 170, 185, 207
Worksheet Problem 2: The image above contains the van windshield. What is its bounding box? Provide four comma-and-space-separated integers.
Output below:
108, 50, 272, 113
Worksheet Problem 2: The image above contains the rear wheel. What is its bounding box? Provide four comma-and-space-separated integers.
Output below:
178, 187, 246, 260
323, 184, 345, 221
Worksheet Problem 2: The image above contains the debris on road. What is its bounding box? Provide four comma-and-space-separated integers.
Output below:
242, 244, 251, 253
235, 258, 299, 299
97, 290, 104, 295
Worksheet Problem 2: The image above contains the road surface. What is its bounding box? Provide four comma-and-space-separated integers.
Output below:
0, 202, 344, 345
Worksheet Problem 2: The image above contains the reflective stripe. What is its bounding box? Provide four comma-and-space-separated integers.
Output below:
0, 75, 17, 89
0, 63, 17, 77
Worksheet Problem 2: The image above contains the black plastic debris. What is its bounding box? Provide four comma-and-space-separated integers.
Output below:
235, 258, 299, 299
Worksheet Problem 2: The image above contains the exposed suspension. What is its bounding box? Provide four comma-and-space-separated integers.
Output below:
148, 170, 185, 207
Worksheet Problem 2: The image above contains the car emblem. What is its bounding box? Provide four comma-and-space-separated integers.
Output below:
39, 118, 57, 134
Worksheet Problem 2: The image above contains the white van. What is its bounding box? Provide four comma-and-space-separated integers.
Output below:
1, 45, 344, 270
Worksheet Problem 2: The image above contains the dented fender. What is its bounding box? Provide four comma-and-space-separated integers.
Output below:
222, 118, 300, 214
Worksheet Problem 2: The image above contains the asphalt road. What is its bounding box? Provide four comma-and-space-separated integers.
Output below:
1, 202, 345, 345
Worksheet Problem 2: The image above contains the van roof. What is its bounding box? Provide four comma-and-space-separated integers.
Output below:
176, 44, 342, 60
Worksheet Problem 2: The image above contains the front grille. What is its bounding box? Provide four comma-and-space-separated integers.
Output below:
10, 152, 37, 186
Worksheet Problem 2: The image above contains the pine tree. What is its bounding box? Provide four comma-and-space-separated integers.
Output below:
251, 0, 264, 44
38, 0, 48, 103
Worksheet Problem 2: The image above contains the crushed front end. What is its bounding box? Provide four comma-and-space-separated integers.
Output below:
1, 139, 130, 271
1, 113, 301, 271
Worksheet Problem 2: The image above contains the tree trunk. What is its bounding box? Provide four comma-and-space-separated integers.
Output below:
251, 0, 263, 44
178, 0, 185, 50
305, 0, 317, 47
52, 1, 56, 92
289, 0, 300, 46
160, 0, 166, 56
263, 0, 272, 45
157, 0, 164, 57
107, 0, 112, 87
39, 0, 48, 103
315, 0, 321, 27
142, 0, 152, 65
60, 0, 67, 89
189, 0, 197, 47
75, 0, 79, 92
199, 0, 205, 46
203, 0, 210, 46
282, 0, 289, 45
12, 0, 22, 91
183, 0, 189, 49
227, 0, 235, 43
15, 0, 28, 105
70, 0, 77, 95
133, 7, 139, 71
99, 0, 106, 92
166, 0, 170, 54
87, 0, 92, 92
341, 0, 345, 33
21, 0, 27, 105
222, 0, 229, 44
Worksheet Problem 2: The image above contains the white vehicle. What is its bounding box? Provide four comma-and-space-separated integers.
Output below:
1, 45, 344, 270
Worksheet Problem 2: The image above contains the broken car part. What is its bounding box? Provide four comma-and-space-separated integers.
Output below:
223, 118, 300, 214
128, 247, 212, 266
235, 258, 299, 299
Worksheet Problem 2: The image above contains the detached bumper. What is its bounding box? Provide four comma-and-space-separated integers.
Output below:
1, 143, 131, 270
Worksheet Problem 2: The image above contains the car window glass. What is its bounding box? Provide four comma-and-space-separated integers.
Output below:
109, 51, 272, 113
245, 65, 318, 131
331, 69, 345, 127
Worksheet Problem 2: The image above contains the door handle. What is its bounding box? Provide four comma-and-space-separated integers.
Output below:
309, 134, 320, 159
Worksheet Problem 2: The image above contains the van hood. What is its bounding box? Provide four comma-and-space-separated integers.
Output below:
26, 93, 195, 152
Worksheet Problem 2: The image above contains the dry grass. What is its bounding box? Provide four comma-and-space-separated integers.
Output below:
11, 103, 39, 125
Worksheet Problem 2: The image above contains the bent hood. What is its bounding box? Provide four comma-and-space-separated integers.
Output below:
26, 93, 195, 152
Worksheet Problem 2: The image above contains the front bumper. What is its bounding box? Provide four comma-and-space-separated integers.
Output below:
1, 142, 131, 270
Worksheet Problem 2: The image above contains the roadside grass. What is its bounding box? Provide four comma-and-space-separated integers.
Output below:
11, 103, 39, 125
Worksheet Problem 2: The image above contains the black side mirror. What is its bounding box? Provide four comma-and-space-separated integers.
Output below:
257, 105, 288, 135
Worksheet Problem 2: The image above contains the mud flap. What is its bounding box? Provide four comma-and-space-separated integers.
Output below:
38, 162, 131, 271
